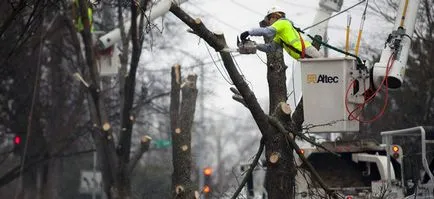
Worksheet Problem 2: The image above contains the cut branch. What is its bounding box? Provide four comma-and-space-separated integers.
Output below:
271, 102, 292, 123
268, 116, 340, 157
169, 3, 272, 137
269, 152, 281, 164
128, 135, 152, 174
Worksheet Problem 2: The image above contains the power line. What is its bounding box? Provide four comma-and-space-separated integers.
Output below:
186, 1, 243, 32
229, 0, 264, 17
279, 0, 318, 10
303, 0, 366, 31
203, 42, 234, 85
141, 54, 243, 72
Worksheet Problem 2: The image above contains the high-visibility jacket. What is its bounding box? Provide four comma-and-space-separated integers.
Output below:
271, 19, 312, 60
73, 0, 93, 32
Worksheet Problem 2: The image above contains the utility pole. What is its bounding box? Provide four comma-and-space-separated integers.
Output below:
198, 63, 205, 198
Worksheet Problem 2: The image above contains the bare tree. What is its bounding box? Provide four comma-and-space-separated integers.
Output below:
170, 64, 198, 198
362, 0, 434, 192
168, 3, 335, 199
75, 0, 152, 198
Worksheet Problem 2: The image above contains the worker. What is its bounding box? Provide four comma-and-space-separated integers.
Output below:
240, 6, 321, 59
72, 0, 94, 32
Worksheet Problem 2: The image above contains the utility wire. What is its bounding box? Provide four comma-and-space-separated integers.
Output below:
186, 2, 243, 32
302, 0, 367, 32
204, 43, 234, 85
229, 0, 264, 17
231, 53, 254, 90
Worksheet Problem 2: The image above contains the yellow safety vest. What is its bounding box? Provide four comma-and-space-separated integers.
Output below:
271, 19, 312, 60
74, 0, 93, 32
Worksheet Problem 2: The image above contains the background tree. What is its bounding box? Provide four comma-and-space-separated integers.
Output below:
359, 0, 434, 192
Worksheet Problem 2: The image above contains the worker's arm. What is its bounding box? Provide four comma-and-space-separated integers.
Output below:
249, 27, 280, 53
256, 42, 281, 53
248, 26, 276, 38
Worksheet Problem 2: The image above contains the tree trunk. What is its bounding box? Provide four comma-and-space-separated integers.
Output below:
76, 0, 119, 198
77, 0, 152, 198
264, 47, 296, 198
171, 65, 199, 198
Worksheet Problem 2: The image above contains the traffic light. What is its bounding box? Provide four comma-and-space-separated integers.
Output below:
12, 133, 25, 156
391, 145, 403, 164
203, 167, 213, 197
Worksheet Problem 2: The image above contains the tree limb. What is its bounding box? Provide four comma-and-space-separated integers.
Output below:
268, 116, 340, 156
169, 3, 272, 137
127, 135, 152, 174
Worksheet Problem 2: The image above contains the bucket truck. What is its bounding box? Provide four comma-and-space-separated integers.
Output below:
93, 0, 188, 76
294, 0, 424, 198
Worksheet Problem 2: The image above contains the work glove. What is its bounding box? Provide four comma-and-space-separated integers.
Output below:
240, 31, 249, 41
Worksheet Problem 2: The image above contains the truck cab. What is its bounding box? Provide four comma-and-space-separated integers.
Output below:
295, 139, 405, 198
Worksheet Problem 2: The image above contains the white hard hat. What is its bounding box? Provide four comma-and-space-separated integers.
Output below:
267, 6, 285, 17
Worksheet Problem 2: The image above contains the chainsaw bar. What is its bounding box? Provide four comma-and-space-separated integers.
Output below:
220, 37, 257, 54
220, 47, 240, 53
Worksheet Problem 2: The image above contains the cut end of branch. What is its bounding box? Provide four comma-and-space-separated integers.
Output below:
269, 152, 280, 164
280, 102, 292, 115
129, 115, 135, 121
214, 31, 223, 36
183, 74, 197, 88
181, 145, 189, 151
288, 133, 294, 140
194, 18, 201, 24
175, 185, 184, 194
186, 73, 197, 82
173, 64, 181, 84
140, 135, 152, 144
175, 128, 181, 134
102, 123, 111, 131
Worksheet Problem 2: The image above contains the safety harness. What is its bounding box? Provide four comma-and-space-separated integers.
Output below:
280, 37, 310, 59
279, 24, 309, 59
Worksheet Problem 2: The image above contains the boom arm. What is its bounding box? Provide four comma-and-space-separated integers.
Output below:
372, 0, 420, 89
307, 0, 343, 41
97, 0, 188, 50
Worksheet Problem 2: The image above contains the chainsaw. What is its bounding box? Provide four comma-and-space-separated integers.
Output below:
221, 37, 257, 54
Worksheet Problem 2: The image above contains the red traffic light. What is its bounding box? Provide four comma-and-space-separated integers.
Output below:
13, 135, 22, 145
203, 167, 212, 176
203, 185, 211, 193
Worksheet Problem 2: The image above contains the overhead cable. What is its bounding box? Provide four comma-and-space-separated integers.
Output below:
302, 0, 366, 32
